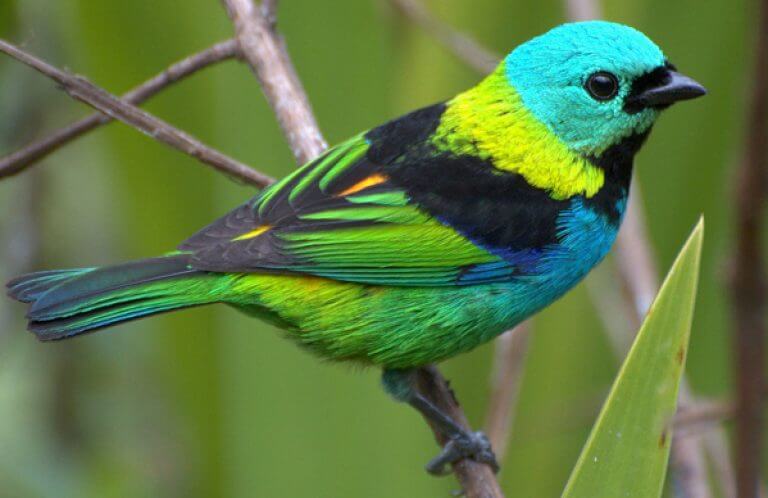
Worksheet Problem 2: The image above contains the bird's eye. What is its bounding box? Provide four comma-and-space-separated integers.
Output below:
585, 71, 619, 101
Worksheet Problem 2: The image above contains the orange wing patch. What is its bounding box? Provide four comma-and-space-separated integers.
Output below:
337, 173, 389, 197
232, 225, 271, 241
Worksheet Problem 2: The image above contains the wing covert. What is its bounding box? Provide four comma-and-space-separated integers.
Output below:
179, 133, 522, 286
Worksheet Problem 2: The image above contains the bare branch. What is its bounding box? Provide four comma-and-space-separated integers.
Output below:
387, 0, 500, 74
0, 39, 272, 187
564, 0, 602, 21
484, 323, 531, 462
261, 0, 279, 27
729, 0, 768, 495
703, 431, 738, 498
675, 400, 733, 433
222, 0, 327, 164
0, 39, 243, 180
415, 367, 505, 498
615, 185, 659, 318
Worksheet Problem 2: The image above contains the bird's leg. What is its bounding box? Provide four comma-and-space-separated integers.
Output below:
382, 368, 499, 476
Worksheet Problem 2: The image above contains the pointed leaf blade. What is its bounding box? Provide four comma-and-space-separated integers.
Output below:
561, 218, 704, 498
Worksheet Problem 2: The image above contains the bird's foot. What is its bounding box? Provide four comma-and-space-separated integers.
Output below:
426, 430, 499, 476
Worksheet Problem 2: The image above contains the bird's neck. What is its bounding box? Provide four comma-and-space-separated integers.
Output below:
433, 66, 619, 202
578, 130, 649, 223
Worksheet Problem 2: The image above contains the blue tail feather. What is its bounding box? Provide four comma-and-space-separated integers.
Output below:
6, 255, 217, 341
7, 268, 94, 303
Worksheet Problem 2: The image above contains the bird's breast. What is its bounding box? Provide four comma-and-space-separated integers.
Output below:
503, 195, 624, 318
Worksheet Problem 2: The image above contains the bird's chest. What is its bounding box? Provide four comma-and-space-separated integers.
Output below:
539, 197, 623, 281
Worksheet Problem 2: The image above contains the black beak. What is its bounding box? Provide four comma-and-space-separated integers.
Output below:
625, 69, 707, 113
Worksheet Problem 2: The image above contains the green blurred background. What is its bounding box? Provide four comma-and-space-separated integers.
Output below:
0, 0, 753, 496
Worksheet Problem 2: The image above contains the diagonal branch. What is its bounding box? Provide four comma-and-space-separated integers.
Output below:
388, 0, 499, 74
0, 39, 272, 187
0, 39, 243, 180
564, 0, 602, 21
415, 367, 505, 498
222, 0, 326, 165
220, 2, 501, 496
484, 322, 531, 462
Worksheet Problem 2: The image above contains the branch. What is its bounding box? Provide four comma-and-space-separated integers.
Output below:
0, 39, 272, 187
614, 184, 659, 317
220, 2, 501, 494
675, 401, 733, 433
0, 39, 243, 180
415, 367, 505, 498
261, 0, 278, 26
729, 0, 768, 495
564, 0, 602, 21
387, 0, 499, 74
222, 0, 326, 165
484, 322, 531, 462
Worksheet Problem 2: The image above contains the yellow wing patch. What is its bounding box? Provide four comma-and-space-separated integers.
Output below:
336, 173, 389, 197
232, 225, 272, 241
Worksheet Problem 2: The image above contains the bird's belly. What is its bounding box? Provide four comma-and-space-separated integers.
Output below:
228, 274, 533, 368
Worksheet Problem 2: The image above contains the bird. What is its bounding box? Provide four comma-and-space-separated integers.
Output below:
7, 21, 705, 475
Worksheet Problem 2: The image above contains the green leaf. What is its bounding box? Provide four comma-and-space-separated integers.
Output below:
561, 217, 704, 498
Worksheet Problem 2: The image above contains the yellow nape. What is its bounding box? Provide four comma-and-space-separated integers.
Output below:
233, 225, 272, 241
337, 173, 389, 197
433, 67, 605, 200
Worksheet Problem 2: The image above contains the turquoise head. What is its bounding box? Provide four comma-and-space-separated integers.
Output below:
505, 21, 706, 155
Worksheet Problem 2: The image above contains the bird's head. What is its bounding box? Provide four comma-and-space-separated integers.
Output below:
505, 21, 706, 156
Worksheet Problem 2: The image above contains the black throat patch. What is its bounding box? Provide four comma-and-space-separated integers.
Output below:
583, 130, 650, 223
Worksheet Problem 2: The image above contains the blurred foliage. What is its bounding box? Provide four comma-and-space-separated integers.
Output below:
0, 0, 754, 497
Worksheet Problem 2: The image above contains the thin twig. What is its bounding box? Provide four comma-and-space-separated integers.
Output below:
484, 323, 531, 462
564, 0, 602, 21
675, 401, 733, 433
0, 39, 271, 187
615, 184, 659, 318
0, 39, 242, 180
729, 0, 768, 495
387, 0, 499, 74
704, 431, 738, 498
222, 0, 326, 165
220, 2, 501, 495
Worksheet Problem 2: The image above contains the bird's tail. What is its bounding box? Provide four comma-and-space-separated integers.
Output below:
6, 254, 222, 341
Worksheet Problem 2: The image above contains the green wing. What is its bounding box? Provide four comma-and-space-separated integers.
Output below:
179, 135, 513, 286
